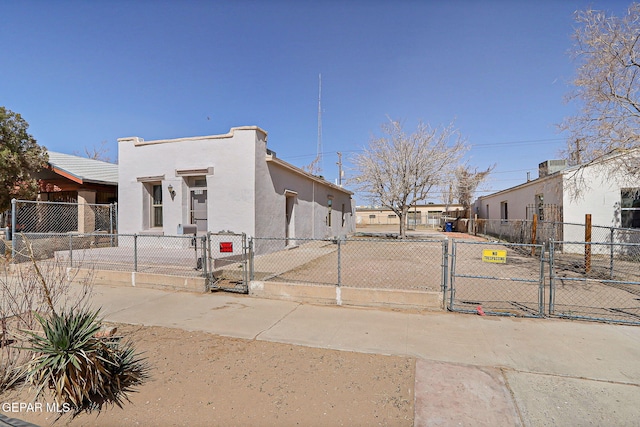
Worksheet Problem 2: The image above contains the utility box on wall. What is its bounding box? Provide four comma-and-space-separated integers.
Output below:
177, 224, 197, 235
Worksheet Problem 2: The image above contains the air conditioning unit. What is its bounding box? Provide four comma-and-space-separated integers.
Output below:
177, 224, 197, 235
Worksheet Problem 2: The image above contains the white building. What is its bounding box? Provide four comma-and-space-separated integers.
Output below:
474, 150, 640, 242
117, 126, 354, 243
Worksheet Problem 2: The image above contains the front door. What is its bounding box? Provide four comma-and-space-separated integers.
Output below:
285, 194, 295, 245
190, 189, 208, 232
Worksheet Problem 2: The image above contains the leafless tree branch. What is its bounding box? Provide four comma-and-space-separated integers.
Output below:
351, 119, 467, 238
560, 2, 640, 190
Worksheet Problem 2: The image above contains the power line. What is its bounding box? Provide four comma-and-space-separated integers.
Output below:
282, 138, 564, 161
470, 137, 564, 148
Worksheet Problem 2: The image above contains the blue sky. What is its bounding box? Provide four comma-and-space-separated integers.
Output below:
1, 0, 632, 204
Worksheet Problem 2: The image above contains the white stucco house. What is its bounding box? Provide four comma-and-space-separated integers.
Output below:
473, 149, 640, 243
117, 126, 355, 246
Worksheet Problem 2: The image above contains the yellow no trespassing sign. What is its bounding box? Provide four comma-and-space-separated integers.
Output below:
482, 249, 507, 263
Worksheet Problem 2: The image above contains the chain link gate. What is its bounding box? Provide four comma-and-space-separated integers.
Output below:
206, 232, 248, 293
448, 240, 546, 317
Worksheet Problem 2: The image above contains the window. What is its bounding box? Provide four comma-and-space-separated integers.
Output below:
151, 184, 163, 227
621, 189, 640, 228
407, 211, 422, 225
500, 201, 508, 222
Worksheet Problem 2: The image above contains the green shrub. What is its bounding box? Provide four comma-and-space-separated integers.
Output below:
22, 309, 149, 417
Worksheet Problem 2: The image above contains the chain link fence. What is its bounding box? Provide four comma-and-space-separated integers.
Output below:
250, 236, 446, 291
470, 218, 562, 244
549, 241, 640, 324
11, 232, 208, 278
6, 209, 640, 324
448, 240, 546, 317
470, 218, 640, 248
10, 232, 249, 293
562, 223, 640, 247
11, 199, 117, 235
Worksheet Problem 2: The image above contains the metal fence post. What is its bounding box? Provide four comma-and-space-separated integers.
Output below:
538, 243, 545, 316
249, 237, 254, 281
69, 233, 73, 267
242, 233, 248, 290
548, 241, 555, 315
337, 236, 342, 287
109, 203, 113, 234
206, 232, 213, 277
201, 236, 208, 288
134, 234, 138, 272
11, 198, 16, 260
449, 240, 457, 310
109, 203, 114, 247
441, 238, 449, 293
609, 227, 614, 279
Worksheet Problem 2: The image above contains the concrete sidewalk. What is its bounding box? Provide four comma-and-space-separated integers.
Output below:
86, 284, 640, 426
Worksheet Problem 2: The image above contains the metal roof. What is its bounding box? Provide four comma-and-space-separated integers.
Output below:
46, 151, 118, 186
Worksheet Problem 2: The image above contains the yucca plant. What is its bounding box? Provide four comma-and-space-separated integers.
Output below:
21, 309, 149, 417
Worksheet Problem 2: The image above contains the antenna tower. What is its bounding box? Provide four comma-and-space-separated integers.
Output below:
316, 73, 323, 175
303, 74, 324, 176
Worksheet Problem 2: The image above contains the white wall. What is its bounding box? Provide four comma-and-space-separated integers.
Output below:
562, 166, 626, 227
118, 127, 259, 236
118, 126, 355, 245
561, 165, 639, 242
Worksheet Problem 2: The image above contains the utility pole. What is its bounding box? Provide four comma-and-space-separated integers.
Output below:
574, 138, 582, 165
336, 152, 343, 186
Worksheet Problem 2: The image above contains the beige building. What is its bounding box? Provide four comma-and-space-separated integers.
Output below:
356, 204, 463, 228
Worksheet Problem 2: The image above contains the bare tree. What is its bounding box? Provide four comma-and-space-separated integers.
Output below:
75, 140, 114, 163
454, 164, 495, 218
352, 119, 467, 238
0, 234, 94, 393
560, 3, 640, 178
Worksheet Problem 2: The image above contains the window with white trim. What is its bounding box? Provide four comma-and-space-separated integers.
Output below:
500, 201, 508, 222
151, 184, 163, 227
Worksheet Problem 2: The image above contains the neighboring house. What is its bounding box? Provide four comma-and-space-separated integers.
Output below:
473, 150, 640, 242
355, 204, 463, 228
117, 126, 355, 246
38, 151, 118, 205
15, 151, 119, 233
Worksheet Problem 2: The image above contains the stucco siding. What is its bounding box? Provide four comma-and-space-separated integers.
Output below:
475, 176, 562, 220
562, 167, 624, 227
258, 161, 354, 242
473, 152, 640, 250
118, 126, 354, 246
118, 128, 258, 236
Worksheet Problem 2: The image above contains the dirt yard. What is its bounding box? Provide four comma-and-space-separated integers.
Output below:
4, 324, 415, 427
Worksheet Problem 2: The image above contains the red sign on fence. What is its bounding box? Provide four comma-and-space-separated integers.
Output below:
220, 242, 233, 253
